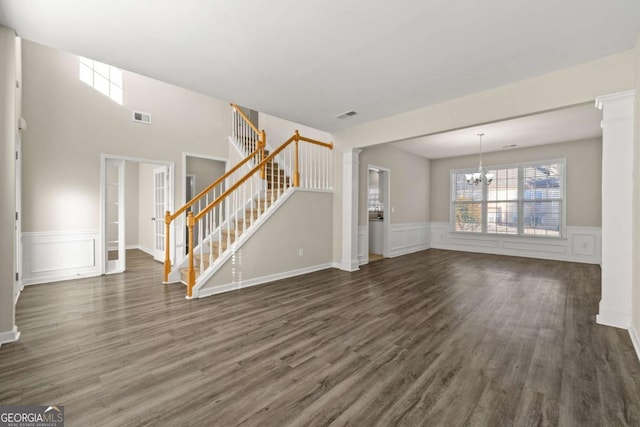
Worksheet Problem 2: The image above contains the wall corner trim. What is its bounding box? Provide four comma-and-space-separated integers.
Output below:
629, 325, 640, 363
596, 307, 631, 330
0, 326, 20, 347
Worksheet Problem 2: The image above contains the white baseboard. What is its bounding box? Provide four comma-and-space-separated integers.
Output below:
22, 230, 102, 286
196, 262, 335, 298
430, 223, 601, 265
596, 306, 631, 330
0, 326, 20, 348
629, 326, 640, 362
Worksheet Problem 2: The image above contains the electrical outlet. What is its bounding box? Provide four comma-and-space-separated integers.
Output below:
298, 248, 304, 256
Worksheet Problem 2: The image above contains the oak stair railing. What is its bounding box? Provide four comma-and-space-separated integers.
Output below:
180, 131, 332, 298
163, 111, 333, 298
162, 145, 262, 281
231, 103, 267, 176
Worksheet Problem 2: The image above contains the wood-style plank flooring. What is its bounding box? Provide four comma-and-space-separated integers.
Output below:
2, 249, 640, 426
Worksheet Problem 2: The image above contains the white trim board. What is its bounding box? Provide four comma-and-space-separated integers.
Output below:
358, 222, 431, 264
358, 226, 368, 265
430, 222, 601, 264
0, 326, 20, 348
389, 222, 431, 258
629, 326, 640, 363
196, 263, 335, 298
22, 229, 102, 286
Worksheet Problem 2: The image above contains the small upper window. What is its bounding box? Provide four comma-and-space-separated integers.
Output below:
79, 57, 123, 105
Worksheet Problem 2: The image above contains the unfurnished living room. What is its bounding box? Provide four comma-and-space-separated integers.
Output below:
1, 1, 640, 426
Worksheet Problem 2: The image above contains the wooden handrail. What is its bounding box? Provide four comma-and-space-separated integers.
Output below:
169, 147, 260, 221
163, 147, 260, 281
230, 103, 260, 135
184, 130, 333, 297
194, 131, 333, 223
194, 134, 296, 222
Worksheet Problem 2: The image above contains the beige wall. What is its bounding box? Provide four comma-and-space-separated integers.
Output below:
334, 50, 634, 148
202, 190, 333, 291
331, 51, 635, 269
633, 34, 640, 337
21, 40, 231, 233
358, 144, 430, 226
429, 138, 602, 226
186, 156, 226, 195
0, 26, 17, 337
124, 161, 139, 246
137, 163, 155, 253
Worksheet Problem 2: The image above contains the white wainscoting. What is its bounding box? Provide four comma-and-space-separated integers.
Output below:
430, 222, 601, 264
358, 222, 431, 264
358, 226, 368, 265
22, 230, 102, 285
389, 222, 431, 257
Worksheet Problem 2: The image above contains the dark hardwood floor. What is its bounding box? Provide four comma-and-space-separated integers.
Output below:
2, 249, 640, 426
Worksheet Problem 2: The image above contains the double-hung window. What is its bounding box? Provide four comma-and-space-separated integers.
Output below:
451, 159, 565, 237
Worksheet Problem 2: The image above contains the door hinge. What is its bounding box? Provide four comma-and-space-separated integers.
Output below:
16, 212, 18, 221
15, 272, 19, 281
16, 151, 19, 160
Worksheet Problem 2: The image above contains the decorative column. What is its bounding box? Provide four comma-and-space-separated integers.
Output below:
596, 90, 635, 329
341, 148, 361, 271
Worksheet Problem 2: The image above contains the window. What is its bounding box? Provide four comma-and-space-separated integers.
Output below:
451, 160, 565, 237
79, 57, 123, 105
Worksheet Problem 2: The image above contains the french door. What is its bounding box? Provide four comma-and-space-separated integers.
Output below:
153, 166, 169, 262
105, 158, 125, 274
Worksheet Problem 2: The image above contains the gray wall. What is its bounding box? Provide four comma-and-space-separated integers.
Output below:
358, 144, 430, 226
429, 138, 602, 227
124, 161, 139, 247
203, 190, 333, 291
0, 26, 18, 339
186, 156, 226, 196
21, 39, 231, 233
138, 163, 156, 253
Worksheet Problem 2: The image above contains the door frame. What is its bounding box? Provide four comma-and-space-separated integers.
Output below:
14, 131, 22, 303
180, 152, 227, 262
366, 164, 391, 263
181, 152, 227, 206
100, 154, 175, 275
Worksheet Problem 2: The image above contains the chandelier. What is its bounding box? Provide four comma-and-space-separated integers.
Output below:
466, 133, 494, 185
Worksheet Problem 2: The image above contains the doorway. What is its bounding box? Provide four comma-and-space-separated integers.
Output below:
367, 165, 390, 263
100, 155, 174, 275
181, 153, 227, 258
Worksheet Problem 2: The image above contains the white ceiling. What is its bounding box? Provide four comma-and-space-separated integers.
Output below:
0, 0, 639, 133
390, 102, 603, 159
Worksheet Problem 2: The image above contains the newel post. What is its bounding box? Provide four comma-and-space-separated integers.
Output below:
293, 130, 300, 187
187, 211, 196, 298
259, 129, 266, 179
163, 210, 171, 282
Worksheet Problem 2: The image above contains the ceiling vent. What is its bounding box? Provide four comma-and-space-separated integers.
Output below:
132, 111, 152, 125
336, 110, 357, 119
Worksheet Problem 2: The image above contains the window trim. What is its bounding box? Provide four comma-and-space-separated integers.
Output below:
449, 158, 567, 239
